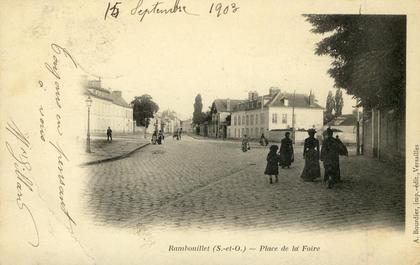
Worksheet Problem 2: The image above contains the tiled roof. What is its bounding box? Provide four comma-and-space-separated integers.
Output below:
269, 92, 323, 109
213, 99, 246, 112
85, 84, 131, 108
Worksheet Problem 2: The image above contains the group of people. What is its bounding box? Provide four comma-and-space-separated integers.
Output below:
264, 128, 347, 188
152, 130, 165, 144
173, 128, 183, 140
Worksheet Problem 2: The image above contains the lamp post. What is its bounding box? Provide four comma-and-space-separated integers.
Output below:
86, 96, 92, 153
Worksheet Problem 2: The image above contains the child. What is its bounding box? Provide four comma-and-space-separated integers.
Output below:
264, 145, 280, 184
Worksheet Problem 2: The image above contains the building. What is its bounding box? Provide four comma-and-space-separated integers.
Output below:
208, 99, 245, 138
228, 88, 324, 140
84, 78, 133, 134
324, 114, 358, 144
180, 118, 193, 134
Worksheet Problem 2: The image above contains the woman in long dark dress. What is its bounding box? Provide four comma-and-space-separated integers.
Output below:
301, 129, 321, 181
279, 132, 294, 168
264, 145, 280, 184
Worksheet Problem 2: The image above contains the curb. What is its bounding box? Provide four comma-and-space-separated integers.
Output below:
81, 142, 151, 166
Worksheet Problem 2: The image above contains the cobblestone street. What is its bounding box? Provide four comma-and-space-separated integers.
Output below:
82, 135, 404, 232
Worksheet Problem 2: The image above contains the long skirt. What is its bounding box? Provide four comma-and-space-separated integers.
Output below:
301, 149, 321, 181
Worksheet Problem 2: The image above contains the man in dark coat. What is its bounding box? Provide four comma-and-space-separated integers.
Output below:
106, 126, 112, 142
321, 128, 340, 188
279, 132, 294, 168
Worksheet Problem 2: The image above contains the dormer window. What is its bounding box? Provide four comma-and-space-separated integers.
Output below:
284, 99, 289, 106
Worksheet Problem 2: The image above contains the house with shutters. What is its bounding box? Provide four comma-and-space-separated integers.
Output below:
227, 87, 324, 140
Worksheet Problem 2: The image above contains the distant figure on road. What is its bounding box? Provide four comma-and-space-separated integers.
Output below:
259, 133, 269, 146
321, 129, 348, 188
157, 130, 163, 145
151, 130, 157, 144
106, 126, 112, 142
264, 145, 280, 184
300, 129, 321, 182
241, 134, 250, 152
279, 132, 294, 169
179, 128, 182, 140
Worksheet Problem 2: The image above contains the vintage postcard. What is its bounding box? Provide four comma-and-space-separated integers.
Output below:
0, 0, 419, 264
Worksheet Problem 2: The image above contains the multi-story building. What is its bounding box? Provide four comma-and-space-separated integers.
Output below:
208, 99, 245, 138
228, 88, 324, 139
84, 78, 133, 134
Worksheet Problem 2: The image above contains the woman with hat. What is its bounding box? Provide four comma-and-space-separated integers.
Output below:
300, 128, 321, 181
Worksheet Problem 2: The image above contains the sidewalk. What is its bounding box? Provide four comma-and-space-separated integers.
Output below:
80, 133, 151, 165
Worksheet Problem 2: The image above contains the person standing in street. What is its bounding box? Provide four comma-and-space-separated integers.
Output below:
179, 127, 182, 140
157, 130, 163, 145
279, 132, 294, 169
321, 128, 342, 188
300, 129, 321, 181
260, 133, 269, 146
106, 126, 112, 142
264, 145, 280, 184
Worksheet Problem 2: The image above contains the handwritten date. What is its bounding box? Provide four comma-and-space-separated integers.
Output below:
209, 2, 239, 17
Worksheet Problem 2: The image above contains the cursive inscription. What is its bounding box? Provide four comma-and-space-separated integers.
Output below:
42, 43, 78, 233
50, 141, 76, 232
5, 120, 39, 247
131, 0, 198, 22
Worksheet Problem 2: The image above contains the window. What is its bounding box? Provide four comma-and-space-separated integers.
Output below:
246, 115, 249, 125
250, 114, 254, 125
272, 113, 277, 123
238, 115, 241, 125
260, 113, 264, 124
255, 114, 258, 125
282, 114, 287, 124
234, 116, 237, 126
251, 128, 254, 137
242, 115, 245, 125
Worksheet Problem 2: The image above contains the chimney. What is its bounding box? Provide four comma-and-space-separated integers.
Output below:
309, 90, 315, 106
112, 90, 122, 98
226, 98, 231, 111
269, 87, 281, 97
247, 91, 259, 101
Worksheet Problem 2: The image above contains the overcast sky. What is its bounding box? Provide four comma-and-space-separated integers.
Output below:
71, 1, 357, 120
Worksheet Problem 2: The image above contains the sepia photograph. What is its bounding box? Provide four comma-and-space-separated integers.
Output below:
0, 1, 418, 265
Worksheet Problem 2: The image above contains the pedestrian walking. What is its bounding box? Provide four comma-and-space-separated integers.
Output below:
179, 127, 182, 140
106, 126, 112, 142
259, 133, 269, 146
321, 128, 343, 188
157, 130, 163, 145
264, 145, 280, 184
241, 134, 250, 152
300, 129, 321, 182
279, 132, 294, 169
151, 130, 157, 144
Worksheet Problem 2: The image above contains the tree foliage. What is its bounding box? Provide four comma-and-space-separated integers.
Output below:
334, 88, 344, 116
193, 94, 204, 124
131, 94, 159, 128
305, 15, 405, 110
324, 90, 335, 124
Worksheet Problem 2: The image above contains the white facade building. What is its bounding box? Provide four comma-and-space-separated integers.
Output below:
84, 79, 133, 134
228, 88, 324, 139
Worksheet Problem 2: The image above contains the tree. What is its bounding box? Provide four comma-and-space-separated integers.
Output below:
304, 15, 405, 110
131, 94, 159, 128
193, 94, 204, 124
334, 88, 344, 117
324, 90, 335, 124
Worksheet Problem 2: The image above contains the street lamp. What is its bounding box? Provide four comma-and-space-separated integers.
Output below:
86, 96, 92, 153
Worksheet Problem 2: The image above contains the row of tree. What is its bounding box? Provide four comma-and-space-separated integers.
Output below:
192, 94, 211, 131
324, 88, 344, 124
305, 15, 405, 111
